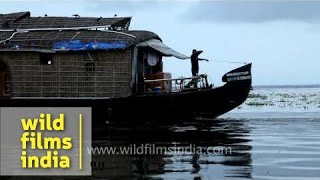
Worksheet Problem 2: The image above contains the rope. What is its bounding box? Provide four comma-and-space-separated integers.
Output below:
0, 26, 137, 40
0, 30, 28, 44
203, 58, 249, 64
70, 31, 81, 42
0, 25, 111, 32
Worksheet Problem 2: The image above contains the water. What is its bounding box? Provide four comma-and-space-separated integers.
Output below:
88, 86, 320, 180
5, 86, 320, 179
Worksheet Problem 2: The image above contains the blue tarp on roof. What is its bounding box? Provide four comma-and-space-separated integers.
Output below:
53, 40, 127, 51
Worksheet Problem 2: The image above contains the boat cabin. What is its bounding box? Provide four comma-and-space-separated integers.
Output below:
0, 12, 209, 98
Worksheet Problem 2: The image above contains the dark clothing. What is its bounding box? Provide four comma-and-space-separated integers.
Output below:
191, 69, 198, 77
190, 50, 203, 76
191, 54, 199, 76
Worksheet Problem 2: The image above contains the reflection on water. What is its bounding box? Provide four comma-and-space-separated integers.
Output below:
92, 118, 253, 179
4, 87, 320, 180
4, 115, 320, 180
91, 113, 320, 180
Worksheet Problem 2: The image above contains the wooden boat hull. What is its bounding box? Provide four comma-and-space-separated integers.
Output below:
0, 63, 252, 127
110, 63, 252, 122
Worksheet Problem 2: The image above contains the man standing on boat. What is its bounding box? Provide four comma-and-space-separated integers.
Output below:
191, 49, 208, 76
185, 49, 208, 88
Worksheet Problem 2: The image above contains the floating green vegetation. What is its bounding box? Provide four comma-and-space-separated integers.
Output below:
279, 98, 286, 102
267, 101, 275, 106
278, 93, 295, 98
306, 101, 312, 104
246, 101, 268, 106
299, 95, 308, 101
309, 93, 318, 97
248, 93, 268, 100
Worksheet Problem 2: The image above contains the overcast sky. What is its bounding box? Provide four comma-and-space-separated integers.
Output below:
1, 0, 320, 85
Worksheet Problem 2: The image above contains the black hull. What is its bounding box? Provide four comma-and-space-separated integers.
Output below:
0, 64, 252, 127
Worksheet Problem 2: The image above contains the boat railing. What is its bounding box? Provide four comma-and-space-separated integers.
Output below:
144, 74, 211, 94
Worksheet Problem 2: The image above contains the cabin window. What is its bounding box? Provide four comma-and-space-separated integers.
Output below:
40, 53, 53, 65
144, 50, 162, 76
85, 61, 95, 71
147, 52, 158, 66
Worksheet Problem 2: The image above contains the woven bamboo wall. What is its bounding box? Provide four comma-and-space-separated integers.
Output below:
0, 50, 132, 98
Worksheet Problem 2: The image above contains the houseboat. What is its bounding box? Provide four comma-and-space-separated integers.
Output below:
0, 12, 252, 126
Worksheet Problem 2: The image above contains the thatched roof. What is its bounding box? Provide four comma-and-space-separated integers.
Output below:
0, 30, 160, 51
0, 12, 161, 52
0, 11, 131, 30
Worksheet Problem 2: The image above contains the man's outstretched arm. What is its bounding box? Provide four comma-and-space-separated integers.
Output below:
198, 58, 209, 62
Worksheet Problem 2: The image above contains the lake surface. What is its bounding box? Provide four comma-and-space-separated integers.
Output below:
89, 86, 320, 180
4, 86, 320, 180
